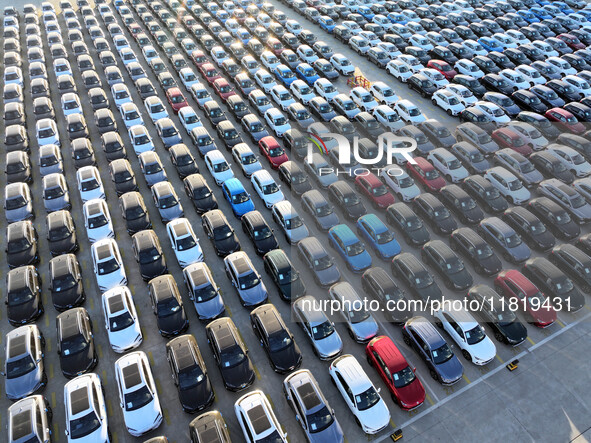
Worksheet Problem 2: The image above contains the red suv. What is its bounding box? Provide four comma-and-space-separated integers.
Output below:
545, 108, 585, 135
213, 78, 237, 102
259, 136, 288, 169
266, 37, 285, 56
198, 62, 222, 86
355, 172, 395, 209
494, 269, 557, 328
191, 50, 208, 69
406, 157, 446, 192
426, 59, 457, 80
366, 336, 425, 410
491, 128, 533, 157
166, 87, 188, 113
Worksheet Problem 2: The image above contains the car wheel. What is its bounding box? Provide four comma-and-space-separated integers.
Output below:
432, 99, 437, 105
391, 393, 399, 405
355, 417, 362, 428
403, 334, 411, 346
462, 350, 472, 362
447, 109, 453, 116
366, 354, 373, 366
429, 369, 439, 381
435, 320, 443, 329
494, 332, 505, 343
507, 196, 514, 204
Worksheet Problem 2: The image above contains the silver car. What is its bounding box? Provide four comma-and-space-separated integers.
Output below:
4, 325, 46, 401
224, 251, 268, 307
328, 282, 379, 343
152, 181, 184, 223
38, 144, 63, 176
5, 182, 34, 223
305, 152, 338, 188
139, 151, 168, 187
292, 295, 343, 360
42, 173, 70, 213
183, 262, 225, 320
539, 178, 591, 224
494, 149, 543, 188
8, 395, 52, 443
272, 200, 310, 244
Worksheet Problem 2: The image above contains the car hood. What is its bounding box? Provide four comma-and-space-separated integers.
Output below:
452, 268, 474, 290
355, 399, 390, 433
316, 331, 343, 358
6, 207, 32, 223
523, 169, 544, 184
270, 343, 301, 371
194, 294, 224, 320
52, 284, 83, 309
286, 225, 309, 243
110, 324, 142, 352
468, 337, 496, 363
97, 270, 126, 292
437, 354, 464, 383
239, 284, 268, 306
352, 317, 379, 341
6, 368, 42, 399
317, 266, 341, 286
222, 359, 255, 390
310, 421, 345, 443
60, 346, 94, 376
499, 321, 528, 344
123, 399, 161, 435
179, 380, 213, 411
396, 378, 426, 409
318, 213, 340, 230
8, 299, 39, 324
157, 310, 187, 335
572, 203, 591, 220
254, 235, 279, 254
8, 249, 35, 267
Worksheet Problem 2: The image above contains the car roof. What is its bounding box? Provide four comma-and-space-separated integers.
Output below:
406, 316, 445, 347
526, 257, 563, 279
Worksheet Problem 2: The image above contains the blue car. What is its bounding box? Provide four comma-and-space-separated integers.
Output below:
530, 7, 553, 20
535, 0, 550, 6
554, 1, 575, 14
295, 63, 320, 86
328, 224, 372, 273
273, 64, 297, 87
358, 6, 375, 21
222, 178, 255, 217
516, 10, 540, 24
387, 12, 408, 25
478, 37, 504, 53
356, 214, 401, 260
318, 16, 336, 33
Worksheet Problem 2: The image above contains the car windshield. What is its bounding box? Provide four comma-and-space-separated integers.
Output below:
508, 180, 523, 191
159, 194, 178, 209
109, 309, 134, 332
179, 365, 205, 390
81, 179, 99, 192
124, 385, 153, 411
505, 232, 522, 248
520, 161, 534, 173
445, 257, 465, 273
285, 216, 303, 230
432, 343, 454, 364
53, 272, 77, 291
7, 161, 26, 173
238, 271, 260, 290
307, 405, 334, 433
213, 224, 233, 240
425, 169, 440, 180
157, 296, 181, 317
62, 333, 88, 356
355, 386, 380, 411
345, 241, 365, 256
313, 254, 333, 270
268, 329, 292, 352
393, 365, 416, 388
139, 246, 160, 264
6, 196, 26, 210
495, 308, 517, 325
8, 237, 31, 253
262, 182, 279, 195
162, 126, 178, 137
8, 286, 34, 306
372, 184, 388, 196
213, 161, 229, 173
69, 410, 103, 440
465, 325, 486, 345
571, 194, 586, 209
6, 355, 35, 379
572, 154, 585, 165
44, 186, 64, 199
98, 257, 119, 275
553, 277, 573, 294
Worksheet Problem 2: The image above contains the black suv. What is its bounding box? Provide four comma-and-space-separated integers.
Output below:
241, 211, 279, 256
549, 244, 591, 293
462, 175, 509, 213
422, 240, 474, 291
119, 191, 152, 235
502, 206, 556, 251
7, 265, 43, 326
386, 202, 431, 246
201, 209, 240, 256
449, 227, 502, 275
391, 252, 443, 301
361, 267, 412, 323
262, 249, 306, 301
132, 229, 167, 281
527, 197, 580, 241
46, 210, 78, 256
148, 275, 189, 337
56, 307, 97, 378
439, 184, 485, 225
413, 193, 458, 235
49, 254, 84, 311
183, 174, 219, 214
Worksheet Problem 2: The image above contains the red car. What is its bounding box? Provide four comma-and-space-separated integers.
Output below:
259, 136, 288, 169
198, 62, 222, 86
191, 50, 208, 69
166, 87, 188, 113
213, 78, 237, 102
128, 23, 142, 36
426, 59, 457, 80
491, 128, 533, 157
557, 33, 585, 51
494, 270, 556, 328
366, 336, 425, 411
355, 172, 395, 209
406, 157, 446, 192
266, 37, 285, 56
545, 108, 585, 135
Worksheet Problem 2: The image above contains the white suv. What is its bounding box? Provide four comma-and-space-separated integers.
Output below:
83, 198, 114, 243
76, 166, 105, 202
166, 218, 204, 268
64, 373, 109, 442
235, 390, 287, 443
329, 354, 390, 434
91, 238, 127, 292
102, 286, 142, 353
251, 169, 285, 208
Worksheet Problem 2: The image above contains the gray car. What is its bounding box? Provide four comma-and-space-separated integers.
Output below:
5, 182, 34, 223
248, 89, 273, 115
539, 178, 591, 224
298, 236, 341, 287
104, 65, 123, 86
3, 83, 23, 104
478, 217, 532, 264
224, 251, 268, 307
42, 173, 71, 213
66, 113, 89, 141
494, 149, 543, 188
455, 122, 499, 157
3, 325, 46, 401
31, 78, 50, 99
6, 151, 31, 184
451, 141, 490, 174
94, 108, 117, 134
5, 124, 29, 152
292, 295, 343, 360
138, 151, 168, 187
156, 117, 183, 148
329, 281, 379, 343
301, 190, 340, 231
305, 153, 338, 188
152, 181, 184, 223
183, 262, 225, 320
232, 143, 262, 178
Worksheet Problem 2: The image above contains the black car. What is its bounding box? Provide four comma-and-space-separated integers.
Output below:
421, 240, 473, 291
361, 267, 412, 323
511, 90, 548, 114
458, 108, 496, 133
203, 101, 227, 126
7, 221, 38, 269
407, 74, 438, 98
527, 197, 580, 241
462, 175, 509, 213
518, 44, 544, 62
563, 54, 591, 72
241, 211, 278, 256
49, 254, 84, 311
481, 74, 515, 96
263, 249, 306, 301
101, 131, 127, 161
502, 206, 556, 252
226, 95, 250, 120
449, 227, 502, 275
46, 210, 78, 256
354, 112, 382, 139
522, 257, 585, 312
453, 75, 487, 98
56, 307, 97, 378
166, 334, 214, 413
6, 265, 43, 326
419, 119, 457, 149
386, 202, 430, 246
391, 252, 443, 301
529, 85, 565, 108
413, 193, 458, 235
468, 285, 528, 345
448, 42, 474, 61
531, 61, 561, 81
206, 317, 255, 391
550, 244, 591, 293
529, 152, 574, 184
328, 181, 367, 221
149, 275, 189, 337
398, 125, 436, 155
201, 209, 240, 257
557, 133, 591, 160
250, 304, 302, 374
278, 161, 312, 195
216, 120, 243, 150
169, 144, 199, 179
429, 46, 458, 65
563, 103, 591, 123
455, 25, 477, 41
405, 46, 430, 65
183, 174, 219, 214
473, 56, 500, 74
119, 191, 152, 235
545, 79, 580, 103
109, 159, 138, 196
488, 51, 515, 70
439, 184, 485, 225
132, 230, 167, 281
478, 217, 531, 263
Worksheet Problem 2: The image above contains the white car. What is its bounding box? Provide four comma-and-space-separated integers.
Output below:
396, 54, 424, 73
205, 150, 235, 185
434, 307, 496, 365
313, 78, 338, 102
431, 89, 466, 116
359, 31, 380, 46
342, 20, 362, 35
178, 106, 203, 134
251, 169, 285, 208
484, 166, 531, 205
128, 125, 155, 155
409, 33, 434, 51
261, 50, 281, 70
120, 47, 137, 66
77, 166, 105, 202
296, 46, 319, 65
4, 66, 23, 86
386, 59, 412, 82
285, 19, 302, 35
373, 14, 393, 31
119, 102, 144, 129
492, 33, 518, 49
370, 81, 398, 105
166, 217, 204, 268
264, 108, 291, 138
546, 56, 577, 77
64, 374, 109, 443
290, 80, 316, 105
114, 351, 163, 437
428, 148, 470, 183
270, 85, 296, 111
91, 238, 127, 292
190, 82, 214, 109
272, 200, 309, 244
394, 99, 426, 124
254, 68, 277, 93
61, 93, 82, 116
530, 40, 559, 58
350, 35, 370, 54
210, 46, 229, 67
505, 30, 530, 46
111, 83, 132, 109
515, 65, 546, 86
376, 42, 401, 59
330, 53, 355, 76
426, 31, 449, 48
53, 57, 72, 77
547, 145, 591, 177
421, 68, 449, 89
329, 355, 391, 435
372, 104, 405, 131
499, 69, 530, 91
462, 39, 487, 56
506, 122, 549, 150
102, 286, 143, 353
454, 59, 484, 79
144, 96, 168, 123
444, 84, 478, 107
563, 75, 591, 99
350, 86, 378, 112
179, 67, 199, 91
380, 167, 421, 201
472, 101, 511, 124
84, 198, 114, 243
235, 390, 287, 443
142, 45, 158, 63
36, 118, 60, 147
232, 143, 263, 177
39, 144, 63, 176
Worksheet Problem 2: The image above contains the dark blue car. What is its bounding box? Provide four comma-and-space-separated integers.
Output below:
356, 214, 401, 260
328, 224, 372, 273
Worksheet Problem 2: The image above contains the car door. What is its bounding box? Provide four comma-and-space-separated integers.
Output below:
335, 372, 355, 410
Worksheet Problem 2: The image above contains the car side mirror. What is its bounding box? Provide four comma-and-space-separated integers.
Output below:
65, 430, 69, 436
